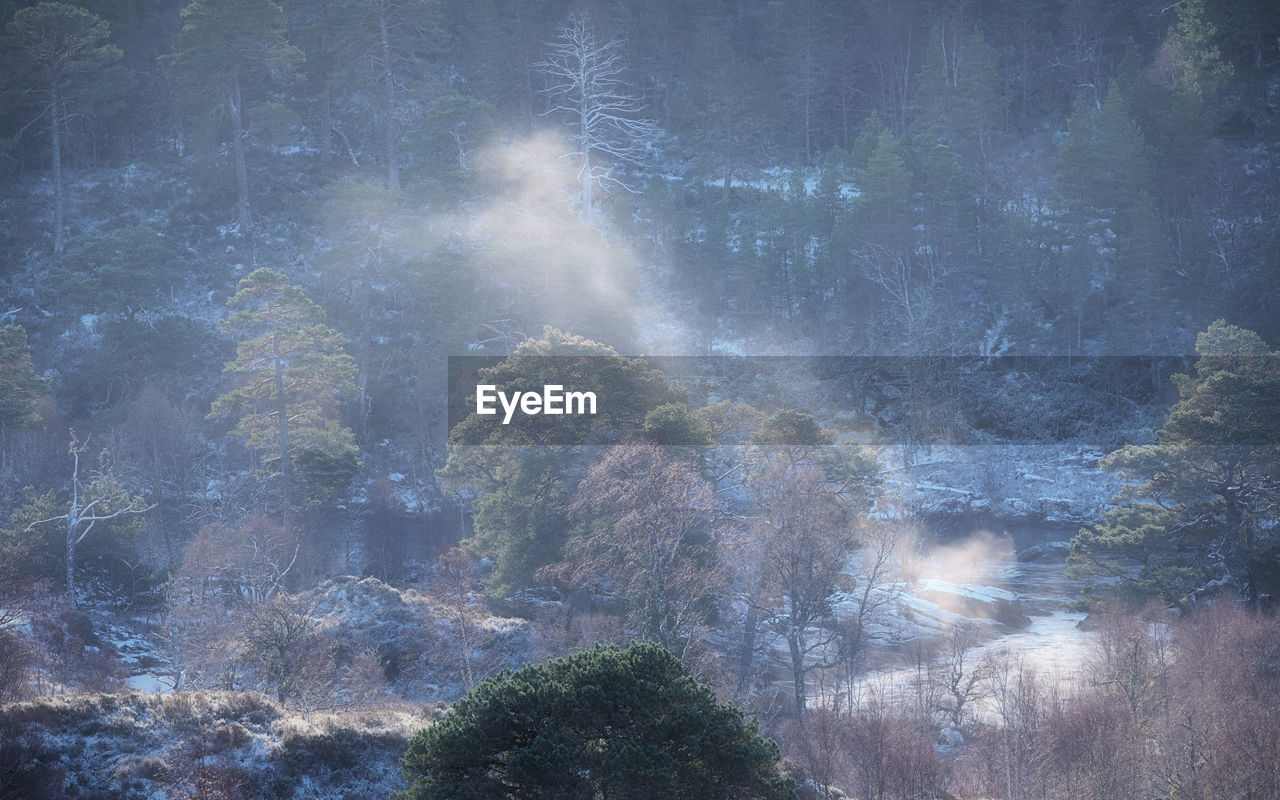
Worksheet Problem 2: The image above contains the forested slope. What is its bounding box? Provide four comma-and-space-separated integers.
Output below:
1, 0, 1278, 798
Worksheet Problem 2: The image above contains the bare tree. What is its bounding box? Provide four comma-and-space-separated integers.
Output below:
983, 649, 1048, 800
235, 591, 382, 715
843, 696, 950, 800
564, 442, 725, 661
749, 460, 858, 718
26, 433, 152, 606
428, 548, 505, 692
179, 514, 299, 606
832, 517, 908, 713
538, 13, 658, 225
854, 243, 957, 354
931, 622, 991, 729
1088, 605, 1171, 727
160, 513, 299, 691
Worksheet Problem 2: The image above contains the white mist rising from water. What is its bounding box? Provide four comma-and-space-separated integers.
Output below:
913, 529, 1016, 588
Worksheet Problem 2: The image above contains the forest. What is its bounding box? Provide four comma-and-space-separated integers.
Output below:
0, 0, 1278, 797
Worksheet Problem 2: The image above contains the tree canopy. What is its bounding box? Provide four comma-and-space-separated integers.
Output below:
6, 2, 121, 253
209, 268, 359, 507
1071, 321, 1280, 606
163, 0, 302, 233
441, 328, 686, 598
399, 641, 796, 800
0, 324, 48, 433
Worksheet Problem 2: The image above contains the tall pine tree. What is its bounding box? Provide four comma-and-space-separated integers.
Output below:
209, 268, 359, 511
164, 0, 302, 235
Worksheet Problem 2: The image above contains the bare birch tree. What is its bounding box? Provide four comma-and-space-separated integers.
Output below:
27, 432, 152, 606
538, 14, 658, 225
564, 442, 725, 662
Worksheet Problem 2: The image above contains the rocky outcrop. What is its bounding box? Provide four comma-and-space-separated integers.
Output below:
914, 579, 1033, 630
891, 445, 1121, 526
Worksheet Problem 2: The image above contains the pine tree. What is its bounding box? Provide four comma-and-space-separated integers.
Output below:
209, 268, 359, 510
0, 324, 48, 435
356, 0, 444, 189
914, 141, 977, 262
1056, 85, 1153, 224
399, 642, 796, 800
679, 20, 773, 203
49, 224, 178, 320
1107, 191, 1170, 351
1055, 83, 1155, 308
6, 3, 121, 254
914, 27, 1004, 166
853, 128, 914, 252
1071, 322, 1280, 606
164, 0, 302, 235
281, 0, 359, 166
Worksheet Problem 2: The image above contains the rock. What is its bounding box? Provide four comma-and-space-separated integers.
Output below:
1018, 541, 1072, 563
917, 579, 1033, 629
937, 727, 965, 748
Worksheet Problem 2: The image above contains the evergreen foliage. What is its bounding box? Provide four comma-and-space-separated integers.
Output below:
1071, 321, 1280, 605
441, 328, 685, 598
0, 324, 48, 432
209, 268, 359, 506
49, 224, 178, 318
398, 642, 796, 800
163, 0, 303, 233
6, 2, 121, 253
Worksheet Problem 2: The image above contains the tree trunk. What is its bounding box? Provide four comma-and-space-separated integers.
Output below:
738, 608, 757, 688
320, 85, 333, 165
789, 632, 808, 717
378, 0, 399, 190
229, 70, 253, 235
356, 253, 374, 439
49, 65, 65, 255
272, 301, 293, 509
66, 516, 77, 605
579, 86, 593, 225
166, 586, 185, 691
64, 446, 81, 605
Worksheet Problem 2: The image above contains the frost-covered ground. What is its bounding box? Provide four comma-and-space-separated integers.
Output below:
825, 524, 1093, 719
0, 691, 430, 799
887, 444, 1121, 525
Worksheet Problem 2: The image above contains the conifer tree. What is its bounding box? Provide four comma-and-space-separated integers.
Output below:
356, 0, 443, 189
164, 0, 302, 235
0, 324, 48, 436
1056, 86, 1152, 224
914, 27, 1004, 166
400, 642, 796, 800
1055, 84, 1155, 305
1071, 322, 1280, 606
854, 128, 913, 252
6, 3, 121, 254
209, 268, 359, 510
